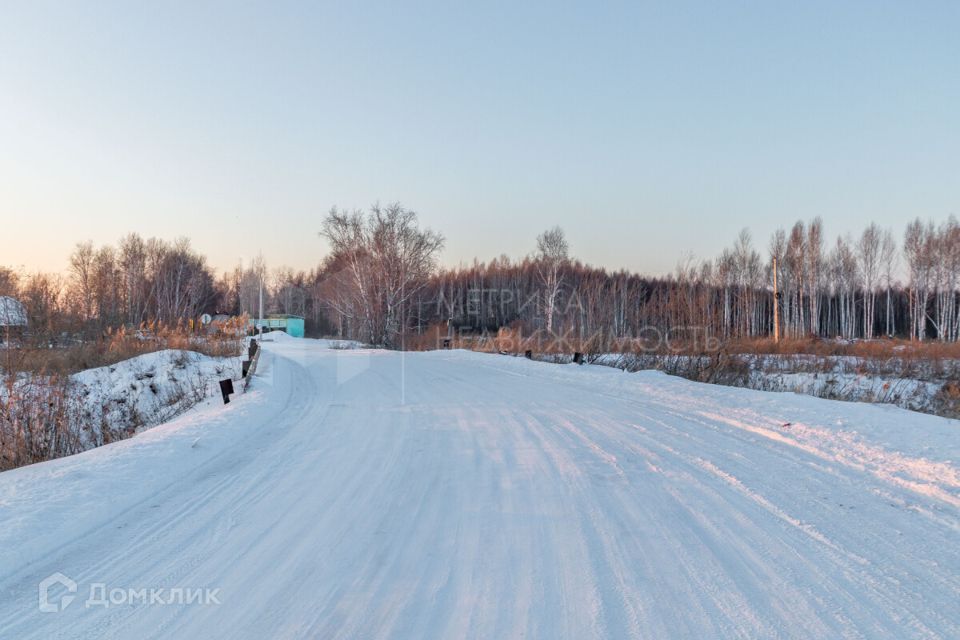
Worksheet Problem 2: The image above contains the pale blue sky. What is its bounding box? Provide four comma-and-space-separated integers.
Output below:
1, 1, 957, 276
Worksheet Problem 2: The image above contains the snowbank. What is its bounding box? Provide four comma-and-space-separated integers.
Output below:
255, 330, 296, 342
0, 349, 241, 462
71, 350, 241, 444
593, 352, 960, 418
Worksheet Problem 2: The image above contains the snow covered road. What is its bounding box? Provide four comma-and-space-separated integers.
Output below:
1, 339, 959, 639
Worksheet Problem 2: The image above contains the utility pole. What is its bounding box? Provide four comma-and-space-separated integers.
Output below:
772, 257, 781, 343
258, 268, 264, 341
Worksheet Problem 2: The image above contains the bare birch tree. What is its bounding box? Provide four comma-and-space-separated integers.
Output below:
858, 223, 882, 339
535, 226, 569, 334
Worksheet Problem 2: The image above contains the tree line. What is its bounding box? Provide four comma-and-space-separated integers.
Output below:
3, 207, 960, 348
1, 235, 218, 341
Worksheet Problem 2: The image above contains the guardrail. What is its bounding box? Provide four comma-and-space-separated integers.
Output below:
243, 339, 261, 393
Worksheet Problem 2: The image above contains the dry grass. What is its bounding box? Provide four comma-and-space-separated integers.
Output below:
4, 320, 245, 377
0, 374, 84, 470
0, 317, 246, 471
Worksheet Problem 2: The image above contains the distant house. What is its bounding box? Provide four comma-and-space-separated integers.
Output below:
250, 314, 305, 338
0, 296, 27, 343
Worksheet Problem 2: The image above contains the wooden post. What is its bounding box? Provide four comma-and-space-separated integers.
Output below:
773, 257, 780, 343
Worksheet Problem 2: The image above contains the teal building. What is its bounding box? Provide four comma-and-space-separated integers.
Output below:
250, 314, 305, 338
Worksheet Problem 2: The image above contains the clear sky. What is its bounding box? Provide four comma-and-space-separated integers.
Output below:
1, 1, 957, 276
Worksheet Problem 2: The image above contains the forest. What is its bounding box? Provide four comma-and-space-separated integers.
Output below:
3, 207, 960, 352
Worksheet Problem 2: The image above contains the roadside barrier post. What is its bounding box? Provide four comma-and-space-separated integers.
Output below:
219, 378, 235, 404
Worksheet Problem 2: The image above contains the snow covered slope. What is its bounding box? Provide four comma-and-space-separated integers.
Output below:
0, 341, 958, 639
71, 349, 241, 443
595, 352, 960, 417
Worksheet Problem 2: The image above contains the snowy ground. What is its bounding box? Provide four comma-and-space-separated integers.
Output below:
595, 352, 960, 417
1, 349, 242, 452
0, 340, 958, 638
72, 349, 242, 444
